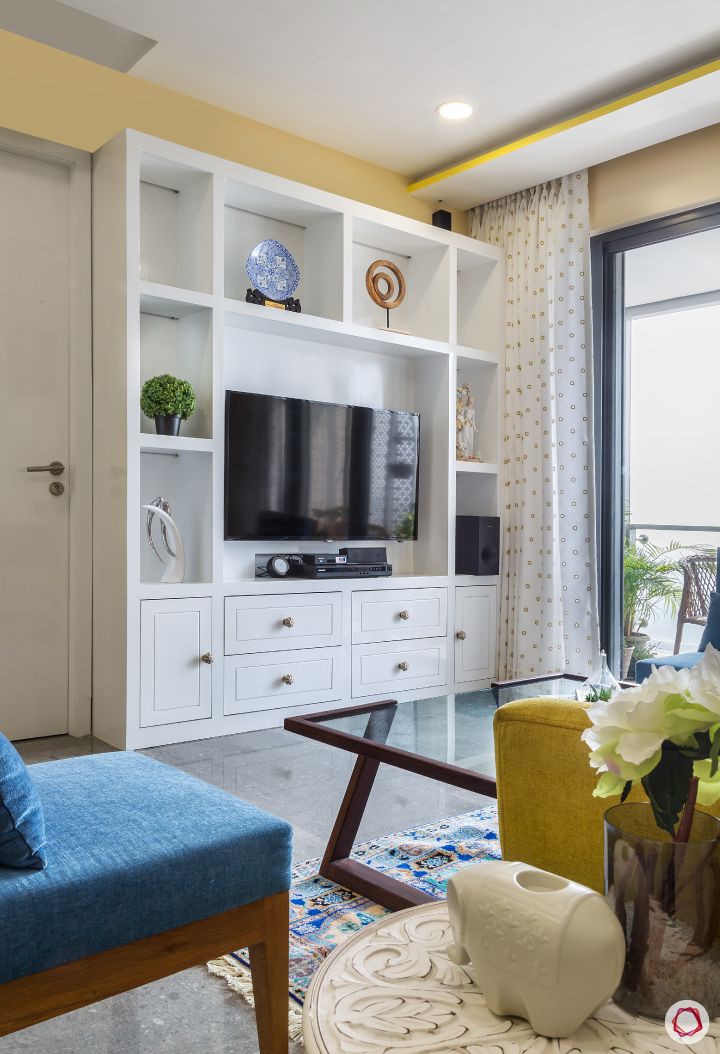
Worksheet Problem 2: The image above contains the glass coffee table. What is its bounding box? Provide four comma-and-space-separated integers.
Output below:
284, 674, 587, 909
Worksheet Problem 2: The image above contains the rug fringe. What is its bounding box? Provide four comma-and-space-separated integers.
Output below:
207, 956, 304, 1046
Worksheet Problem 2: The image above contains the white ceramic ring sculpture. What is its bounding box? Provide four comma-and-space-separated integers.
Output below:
447, 860, 626, 1038
142, 502, 186, 584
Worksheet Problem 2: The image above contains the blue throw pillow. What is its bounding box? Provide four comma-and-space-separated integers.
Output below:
700, 592, 720, 653
0, 732, 47, 869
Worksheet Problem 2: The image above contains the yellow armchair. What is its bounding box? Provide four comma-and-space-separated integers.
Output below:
493, 697, 720, 893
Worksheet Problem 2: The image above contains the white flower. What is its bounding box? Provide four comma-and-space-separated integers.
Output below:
582, 653, 720, 797
687, 643, 720, 720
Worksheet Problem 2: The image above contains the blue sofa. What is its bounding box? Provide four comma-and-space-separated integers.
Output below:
0, 752, 292, 1052
635, 557, 720, 683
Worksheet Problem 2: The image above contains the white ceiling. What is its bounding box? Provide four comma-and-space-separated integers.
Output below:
54, 0, 720, 182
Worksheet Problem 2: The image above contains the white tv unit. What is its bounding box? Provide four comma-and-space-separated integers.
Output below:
92, 130, 503, 750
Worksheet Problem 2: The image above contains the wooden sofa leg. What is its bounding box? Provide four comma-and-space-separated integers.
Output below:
248, 891, 290, 1054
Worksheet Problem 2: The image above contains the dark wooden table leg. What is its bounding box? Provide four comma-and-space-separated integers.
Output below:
319, 707, 434, 912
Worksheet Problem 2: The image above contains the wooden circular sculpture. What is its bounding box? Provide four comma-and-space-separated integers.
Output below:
365, 259, 406, 311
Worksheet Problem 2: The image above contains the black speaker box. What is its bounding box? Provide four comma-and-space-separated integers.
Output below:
455, 515, 500, 575
432, 209, 452, 231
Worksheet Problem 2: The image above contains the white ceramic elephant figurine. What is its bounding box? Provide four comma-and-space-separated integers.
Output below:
446, 860, 625, 1038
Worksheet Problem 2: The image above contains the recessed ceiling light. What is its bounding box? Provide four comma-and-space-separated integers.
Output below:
436, 101, 473, 121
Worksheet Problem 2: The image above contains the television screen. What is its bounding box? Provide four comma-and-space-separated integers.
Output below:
224, 391, 420, 541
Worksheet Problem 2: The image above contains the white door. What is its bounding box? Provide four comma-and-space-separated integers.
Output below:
454, 586, 498, 682
0, 140, 90, 741
140, 598, 213, 727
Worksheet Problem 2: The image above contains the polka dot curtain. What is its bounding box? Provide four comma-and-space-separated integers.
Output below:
470, 171, 600, 679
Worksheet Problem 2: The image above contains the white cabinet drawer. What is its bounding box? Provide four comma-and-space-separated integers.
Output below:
454, 585, 497, 682
224, 592, 342, 654
352, 638, 447, 698
351, 588, 447, 644
224, 647, 342, 714
140, 598, 212, 727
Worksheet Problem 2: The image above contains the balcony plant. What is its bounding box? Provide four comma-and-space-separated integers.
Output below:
140, 374, 197, 436
623, 536, 682, 677
582, 649, 720, 1016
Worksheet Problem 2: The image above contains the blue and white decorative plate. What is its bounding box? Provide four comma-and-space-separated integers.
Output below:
246, 239, 300, 301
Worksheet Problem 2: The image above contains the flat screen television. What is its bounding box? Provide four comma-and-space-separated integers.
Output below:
224, 390, 420, 541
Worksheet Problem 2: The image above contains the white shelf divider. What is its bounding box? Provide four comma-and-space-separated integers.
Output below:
223, 298, 451, 360
455, 460, 499, 475
139, 280, 213, 315
139, 434, 214, 454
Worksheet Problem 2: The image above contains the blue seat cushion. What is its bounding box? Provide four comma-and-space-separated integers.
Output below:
700, 591, 720, 652
0, 732, 46, 871
0, 752, 292, 984
635, 650, 703, 683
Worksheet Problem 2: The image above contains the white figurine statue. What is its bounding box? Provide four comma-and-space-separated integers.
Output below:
446, 860, 625, 1038
143, 497, 186, 584
456, 382, 478, 460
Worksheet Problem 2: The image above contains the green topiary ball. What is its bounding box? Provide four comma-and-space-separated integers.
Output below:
140, 374, 197, 420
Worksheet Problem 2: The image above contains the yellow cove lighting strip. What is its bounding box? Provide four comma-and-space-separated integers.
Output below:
408, 57, 720, 194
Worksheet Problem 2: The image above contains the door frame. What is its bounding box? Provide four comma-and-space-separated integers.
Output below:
591, 201, 720, 674
0, 129, 92, 736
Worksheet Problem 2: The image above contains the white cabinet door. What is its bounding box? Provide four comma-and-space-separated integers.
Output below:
140, 598, 212, 727
224, 647, 342, 714
224, 592, 342, 654
454, 586, 497, 683
352, 637, 447, 698
352, 588, 447, 644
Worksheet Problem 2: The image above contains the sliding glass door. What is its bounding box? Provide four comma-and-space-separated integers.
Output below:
592, 207, 720, 678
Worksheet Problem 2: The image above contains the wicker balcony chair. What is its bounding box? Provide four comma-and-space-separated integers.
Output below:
674, 552, 717, 653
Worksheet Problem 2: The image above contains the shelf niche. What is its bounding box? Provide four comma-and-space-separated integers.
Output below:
222, 331, 449, 581
140, 450, 213, 584
224, 178, 343, 321
139, 298, 213, 440
456, 356, 499, 465
139, 154, 213, 294
456, 470, 498, 519
457, 247, 502, 353
352, 218, 449, 343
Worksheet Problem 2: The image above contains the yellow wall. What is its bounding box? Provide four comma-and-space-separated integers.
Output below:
589, 123, 720, 232
0, 29, 466, 230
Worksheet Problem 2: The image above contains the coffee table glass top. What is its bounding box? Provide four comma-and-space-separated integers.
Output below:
306, 676, 582, 777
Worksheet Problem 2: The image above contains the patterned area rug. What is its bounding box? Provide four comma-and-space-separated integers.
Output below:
208, 806, 500, 1043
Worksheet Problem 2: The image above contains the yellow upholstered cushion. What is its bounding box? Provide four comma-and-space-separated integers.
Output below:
493, 697, 719, 893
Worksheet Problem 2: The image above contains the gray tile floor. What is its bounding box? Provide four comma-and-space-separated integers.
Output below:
5, 727, 490, 1053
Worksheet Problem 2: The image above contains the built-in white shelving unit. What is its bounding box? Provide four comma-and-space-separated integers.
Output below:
92, 130, 503, 749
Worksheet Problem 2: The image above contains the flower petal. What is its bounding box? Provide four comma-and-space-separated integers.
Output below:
616, 730, 666, 765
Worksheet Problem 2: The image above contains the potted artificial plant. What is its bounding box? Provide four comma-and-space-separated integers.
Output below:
583, 650, 720, 1017
140, 374, 197, 436
623, 536, 682, 678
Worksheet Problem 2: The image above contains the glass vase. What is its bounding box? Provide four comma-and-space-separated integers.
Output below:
581, 650, 621, 702
605, 803, 720, 1018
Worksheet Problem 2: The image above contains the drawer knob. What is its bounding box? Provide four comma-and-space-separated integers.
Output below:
456, 630, 467, 641
281, 673, 294, 686
398, 661, 410, 672
399, 609, 410, 621
281, 616, 295, 628
200, 652, 214, 664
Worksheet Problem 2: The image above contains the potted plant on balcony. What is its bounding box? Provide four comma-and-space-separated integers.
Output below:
623, 537, 682, 678
582, 650, 720, 1017
140, 374, 197, 436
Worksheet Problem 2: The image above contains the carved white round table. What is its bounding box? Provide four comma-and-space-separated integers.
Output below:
303, 901, 720, 1054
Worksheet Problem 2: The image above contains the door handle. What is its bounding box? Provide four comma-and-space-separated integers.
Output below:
27, 461, 65, 477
